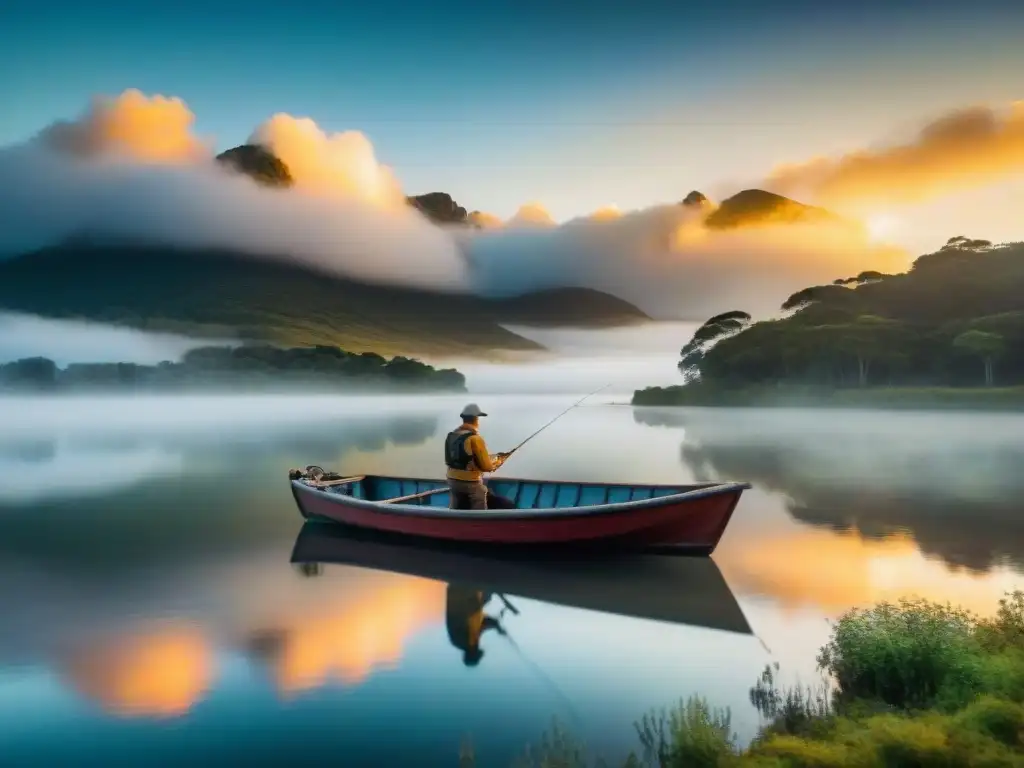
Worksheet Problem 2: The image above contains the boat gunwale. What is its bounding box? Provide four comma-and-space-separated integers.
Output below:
291, 476, 751, 521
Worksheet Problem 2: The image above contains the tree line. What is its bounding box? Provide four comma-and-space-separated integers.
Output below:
0, 344, 467, 393
671, 237, 1024, 391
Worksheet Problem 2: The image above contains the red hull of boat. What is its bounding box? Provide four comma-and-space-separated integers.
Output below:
290, 479, 746, 555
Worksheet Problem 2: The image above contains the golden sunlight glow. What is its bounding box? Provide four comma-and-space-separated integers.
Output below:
765, 102, 1024, 208
865, 213, 900, 242
62, 624, 214, 718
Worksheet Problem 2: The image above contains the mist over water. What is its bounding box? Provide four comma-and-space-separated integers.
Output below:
0, 311, 231, 367
0, 312, 695, 395
0, 393, 1021, 764
455, 322, 698, 394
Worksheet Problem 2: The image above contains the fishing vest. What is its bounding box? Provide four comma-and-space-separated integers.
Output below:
444, 429, 475, 470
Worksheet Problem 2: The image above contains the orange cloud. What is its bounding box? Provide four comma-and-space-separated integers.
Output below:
765, 102, 1024, 210
507, 201, 557, 228
468, 210, 505, 229
249, 115, 406, 208
588, 205, 623, 222
62, 624, 214, 717
37, 89, 211, 164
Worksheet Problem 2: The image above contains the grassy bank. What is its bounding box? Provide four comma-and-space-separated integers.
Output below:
632, 383, 1024, 411
464, 591, 1024, 767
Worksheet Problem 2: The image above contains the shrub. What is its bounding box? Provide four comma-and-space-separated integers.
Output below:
816, 597, 984, 711
511, 718, 600, 768
749, 663, 834, 739
631, 696, 738, 767
953, 696, 1024, 750
977, 591, 1024, 652
977, 650, 1024, 703
746, 733, 856, 767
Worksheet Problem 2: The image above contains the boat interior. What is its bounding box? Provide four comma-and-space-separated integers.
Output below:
322, 475, 720, 508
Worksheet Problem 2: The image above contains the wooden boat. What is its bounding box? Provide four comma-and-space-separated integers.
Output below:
290, 521, 753, 635
288, 469, 749, 555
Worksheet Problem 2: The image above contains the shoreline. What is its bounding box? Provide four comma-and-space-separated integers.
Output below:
632, 384, 1024, 412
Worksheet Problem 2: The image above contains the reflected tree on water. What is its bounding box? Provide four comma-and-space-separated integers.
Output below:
631, 407, 1024, 571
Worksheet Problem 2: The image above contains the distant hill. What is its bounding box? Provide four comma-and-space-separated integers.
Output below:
214, 144, 294, 188
210, 145, 836, 235
213, 143, 473, 226
702, 189, 843, 229
0, 243, 650, 357
407, 192, 470, 225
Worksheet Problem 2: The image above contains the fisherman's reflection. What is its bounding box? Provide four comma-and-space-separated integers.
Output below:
445, 584, 507, 667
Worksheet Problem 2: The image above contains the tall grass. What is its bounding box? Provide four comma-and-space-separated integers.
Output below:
463, 591, 1024, 767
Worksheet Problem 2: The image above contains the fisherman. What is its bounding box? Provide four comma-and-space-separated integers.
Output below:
444, 403, 517, 510
444, 585, 507, 667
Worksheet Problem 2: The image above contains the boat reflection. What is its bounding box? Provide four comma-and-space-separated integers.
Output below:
289, 521, 753, 636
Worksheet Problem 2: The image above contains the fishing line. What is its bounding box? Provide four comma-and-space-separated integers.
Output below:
499, 630, 584, 729
493, 593, 583, 727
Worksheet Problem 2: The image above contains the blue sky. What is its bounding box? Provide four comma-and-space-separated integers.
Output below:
1, 0, 1023, 220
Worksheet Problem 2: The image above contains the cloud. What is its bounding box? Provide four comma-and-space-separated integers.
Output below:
249, 114, 406, 208
0, 92, 467, 289
506, 201, 557, 228
467, 210, 504, 229
37, 89, 212, 164
588, 204, 623, 221
0, 88, 912, 321
463, 203, 905, 319
764, 102, 1024, 211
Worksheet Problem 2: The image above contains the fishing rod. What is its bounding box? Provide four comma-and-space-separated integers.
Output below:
502, 384, 611, 459
496, 593, 520, 616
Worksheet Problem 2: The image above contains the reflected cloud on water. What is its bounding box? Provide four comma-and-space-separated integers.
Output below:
61, 623, 215, 719
0, 518, 757, 725
7, 397, 1022, 763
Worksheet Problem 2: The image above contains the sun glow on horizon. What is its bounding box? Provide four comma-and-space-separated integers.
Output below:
864, 213, 901, 242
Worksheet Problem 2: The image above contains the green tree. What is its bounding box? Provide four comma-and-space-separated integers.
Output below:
781, 284, 856, 312
953, 330, 1005, 386
678, 311, 751, 380
942, 235, 993, 251
808, 315, 905, 388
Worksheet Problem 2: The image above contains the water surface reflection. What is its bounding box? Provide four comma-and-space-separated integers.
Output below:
0, 396, 1021, 765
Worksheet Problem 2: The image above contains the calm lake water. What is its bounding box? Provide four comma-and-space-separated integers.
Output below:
1, 394, 1022, 766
